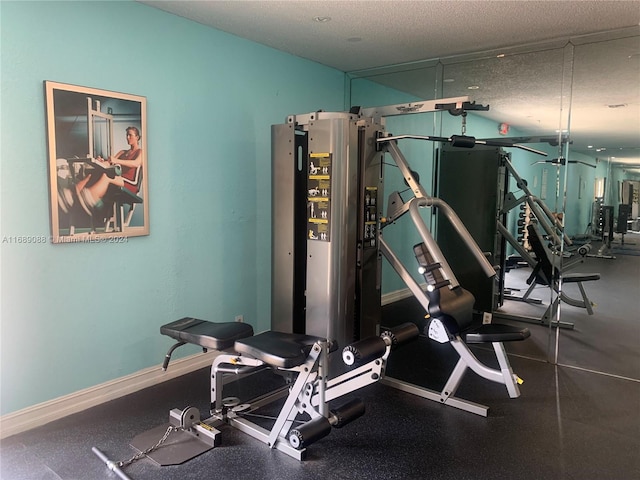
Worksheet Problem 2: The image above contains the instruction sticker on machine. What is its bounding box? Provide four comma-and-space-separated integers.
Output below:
363, 186, 378, 248
308, 153, 331, 241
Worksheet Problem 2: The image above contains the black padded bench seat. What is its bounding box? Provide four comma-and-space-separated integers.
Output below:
562, 272, 601, 283
234, 331, 334, 369
161, 317, 254, 350
462, 324, 531, 344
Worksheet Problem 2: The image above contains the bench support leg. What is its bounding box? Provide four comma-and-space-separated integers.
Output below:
492, 342, 520, 398
384, 334, 524, 416
381, 376, 489, 417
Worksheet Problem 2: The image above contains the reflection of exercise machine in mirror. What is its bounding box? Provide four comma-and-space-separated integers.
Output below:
591, 180, 640, 257
434, 142, 601, 329
56, 97, 143, 235
500, 158, 600, 327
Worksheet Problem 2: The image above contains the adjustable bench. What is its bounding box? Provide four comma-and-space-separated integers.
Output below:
524, 224, 600, 327
130, 318, 418, 464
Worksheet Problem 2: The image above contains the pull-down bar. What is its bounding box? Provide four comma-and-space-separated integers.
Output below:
378, 134, 548, 156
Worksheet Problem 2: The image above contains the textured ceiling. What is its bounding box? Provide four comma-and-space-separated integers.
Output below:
139, 1, 639, 71
139, 1, 640, 166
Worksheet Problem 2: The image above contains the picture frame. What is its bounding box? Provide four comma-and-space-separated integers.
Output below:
45, 81, 148, 243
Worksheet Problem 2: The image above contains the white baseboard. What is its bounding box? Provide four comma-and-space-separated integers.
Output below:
381, 286, 422, 306
0, 351, 219, 440
1, 290, 418, 440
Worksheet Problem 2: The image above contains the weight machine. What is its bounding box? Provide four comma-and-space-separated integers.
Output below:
271, 100, 532, 416
433, 137, 600, 329
95, 98, 537, 477
490, 157, 600, 327
94, 318, 418, 477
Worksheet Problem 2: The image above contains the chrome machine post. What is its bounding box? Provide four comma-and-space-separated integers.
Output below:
271, 112, 384, 349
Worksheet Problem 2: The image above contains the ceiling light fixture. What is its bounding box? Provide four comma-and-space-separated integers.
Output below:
313, 16, 331, 23
443, 78, 455, 83
467, 85, 479, 90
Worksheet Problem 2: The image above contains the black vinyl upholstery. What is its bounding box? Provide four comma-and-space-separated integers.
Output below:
234, 331, 329, 368
413, 242, 529, 343
463, 324, 530, 343
413, 243, 475, 334
526, 224, 600, 285
161, 317, 254, 350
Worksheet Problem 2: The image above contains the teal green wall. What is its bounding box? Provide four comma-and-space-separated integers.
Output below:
0, 1, 346, 415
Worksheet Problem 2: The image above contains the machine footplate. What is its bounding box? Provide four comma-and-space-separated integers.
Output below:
130, 423, 217, 466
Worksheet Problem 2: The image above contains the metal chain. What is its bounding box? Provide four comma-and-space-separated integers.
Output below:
116, 425, 183, 468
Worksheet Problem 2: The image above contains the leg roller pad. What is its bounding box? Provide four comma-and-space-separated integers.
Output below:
288, 416, 332, 449
331, 398, 365, 428
343, 336, 387, 366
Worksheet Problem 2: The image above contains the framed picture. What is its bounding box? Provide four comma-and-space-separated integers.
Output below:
45, 81, 148, 243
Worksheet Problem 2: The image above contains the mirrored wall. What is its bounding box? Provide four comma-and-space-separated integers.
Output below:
348, 28, 640, 378
557, 33, 640, 379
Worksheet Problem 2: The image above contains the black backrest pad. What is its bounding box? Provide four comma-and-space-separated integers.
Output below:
527, 224, 600, 284
413, 243, 475, 333
526, 224, 555, 284
161, 318, 254, 350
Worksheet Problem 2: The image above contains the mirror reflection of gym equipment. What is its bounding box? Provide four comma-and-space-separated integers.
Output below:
347, 33, 639, 379
435, 145, 602, 330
